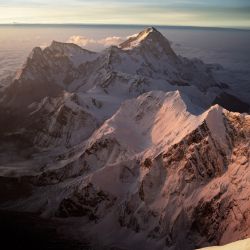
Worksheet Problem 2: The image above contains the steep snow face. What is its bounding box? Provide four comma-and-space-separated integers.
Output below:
85, 91, 231, 162
92, 91, 204, 156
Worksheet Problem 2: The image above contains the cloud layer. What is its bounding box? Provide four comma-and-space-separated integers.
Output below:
67, 35, 125, 48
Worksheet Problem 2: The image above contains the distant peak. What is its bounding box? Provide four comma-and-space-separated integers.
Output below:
148, 26, 157, 31
136, 27, 161, 40
119, 27, 177, 57
51, 40, 68, 47
49, 40, 84, 51
138, 26, 159, 35
119, 27, 159, 49
142, 26, 158, 34
137, 27, 158, 36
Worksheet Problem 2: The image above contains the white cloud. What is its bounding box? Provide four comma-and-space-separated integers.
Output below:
39, 43, 49, 49
98, 36, 124, 46
67, 35, 125, 48
67, 36, 96, 47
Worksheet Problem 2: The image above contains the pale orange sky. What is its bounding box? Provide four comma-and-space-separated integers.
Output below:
0, 0, 249, 28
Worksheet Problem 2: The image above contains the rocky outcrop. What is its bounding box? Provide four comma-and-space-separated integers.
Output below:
56, 183, 116, 220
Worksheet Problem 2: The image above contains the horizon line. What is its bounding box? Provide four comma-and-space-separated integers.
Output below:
0, 23, 249, 31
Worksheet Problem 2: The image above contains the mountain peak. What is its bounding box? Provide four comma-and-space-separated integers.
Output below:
136, 26, 158, 37
119, 27, 177, 57
28, 46, 43, 59
119, 27, 158, 49
142, 26, 158, 35
49, 40, 84, 51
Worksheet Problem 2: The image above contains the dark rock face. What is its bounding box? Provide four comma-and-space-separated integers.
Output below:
163, 121, 228, 181
56, 183, 116, 220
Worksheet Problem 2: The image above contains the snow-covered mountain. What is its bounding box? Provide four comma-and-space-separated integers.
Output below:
0, 27, 249, 250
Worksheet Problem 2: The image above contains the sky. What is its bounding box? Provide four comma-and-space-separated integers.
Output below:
0, 0, 250, 28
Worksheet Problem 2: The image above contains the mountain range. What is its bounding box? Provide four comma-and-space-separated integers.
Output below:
0, 27, 249, 250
